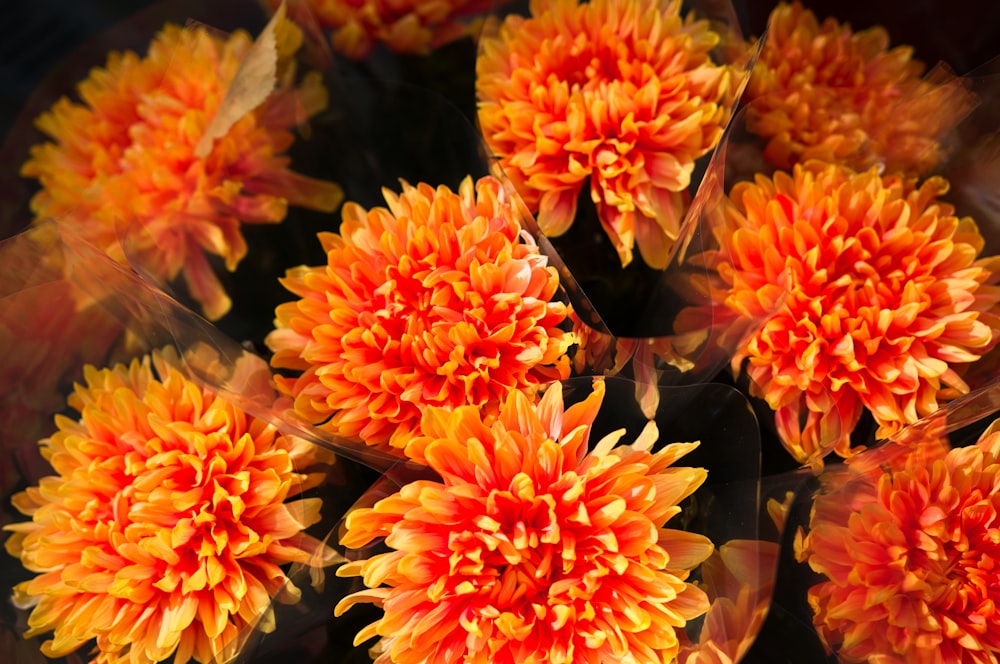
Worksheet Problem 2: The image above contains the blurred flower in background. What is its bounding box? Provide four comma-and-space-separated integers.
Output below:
745, 1, 974, 176
0, 284, 119, 497
20, 16, 343, 321
797, 420, 1000, 662
262, 0, 498, 59
0, 228, 123, 504
679, 539, 780, 664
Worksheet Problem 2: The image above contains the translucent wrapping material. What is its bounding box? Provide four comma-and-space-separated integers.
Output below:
791, 406, 1000, 662
331, 375, 777, 663
5, 1, 1000, 663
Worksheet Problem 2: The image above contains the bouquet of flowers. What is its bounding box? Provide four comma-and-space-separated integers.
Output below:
3, 0, 1000, 662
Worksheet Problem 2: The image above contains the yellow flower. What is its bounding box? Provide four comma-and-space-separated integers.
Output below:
21, 21, 343, 320
266, 175, 574, 457
477, 0, 738, 268
335, 379, 713, 663
3, 348, 336, 664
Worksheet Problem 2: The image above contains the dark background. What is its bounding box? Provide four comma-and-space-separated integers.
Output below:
5, 0, 1000, 137
4, 0, 1000, 241
2, 1, 1000, 662
5, 0, 1000, 143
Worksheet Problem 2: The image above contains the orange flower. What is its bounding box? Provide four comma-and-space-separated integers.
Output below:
334, 379, 713, 663
797, 420, 1000, 662
21, 21, 343, 321
711, 162, 1000, 464
3, 348, 337, 664
476, 0, 738, 269
746, 1, 974, 175
264, 0, 496, 59
266, 175, 574, 456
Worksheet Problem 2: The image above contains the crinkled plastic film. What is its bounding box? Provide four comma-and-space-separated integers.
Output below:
0, 221, 416, 663
663, 40, 995, 469
578, 375, 775, 661
787, 417, 985, 662
17, 6, 557, 661
331, 375, 777, 661
7, 1, 1000, 662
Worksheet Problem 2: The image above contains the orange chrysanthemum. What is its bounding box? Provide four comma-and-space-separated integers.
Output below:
3, 348, 336, 664
266, 175, 574, 456
21, 21, 343, 321
476, 0, 738, 269
334, 379, 713, 663
746, 1, 974, 175
264, 0, 496, 59
797, 420, 1000, 662
709, 161, 1000, 464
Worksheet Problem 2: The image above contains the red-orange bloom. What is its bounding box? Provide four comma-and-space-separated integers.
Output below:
746, 1, 973, 175
3, 348, 336, 664
477, 0, 738, 269
265, 0, 496, 59
21, 21, 343, 321
797, 420, 1000, 662
335, 379, 713, 663
266, 175, 574, 457
711, 162, 1000, 464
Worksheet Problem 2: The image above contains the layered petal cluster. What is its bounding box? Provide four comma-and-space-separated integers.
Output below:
266, 175, 574, 456
21, 21, 343, 320
797, 421, 1000, 662
264, 0, 496, 59
712, 162, 1000, 463
477, 0, 737, 268
746, 1, 974, 175
335, 379, 713, 663
3, 348, 335, 664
